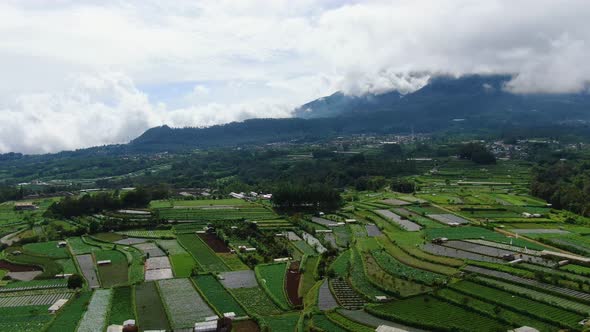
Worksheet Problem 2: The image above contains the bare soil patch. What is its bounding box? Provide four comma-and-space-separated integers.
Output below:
233, 319, 260, 332
0, 260, 40, 272
285, 261, 302, 306
198, 233, 230, 253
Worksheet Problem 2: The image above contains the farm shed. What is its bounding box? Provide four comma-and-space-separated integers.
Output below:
14, 202, 37, 210
57, 241, 67, 247
509, 327, 540, 332
375, 325, 410, 332
97, 260, 112, 265
48, 298, 68, 313
194, 320, 217, 332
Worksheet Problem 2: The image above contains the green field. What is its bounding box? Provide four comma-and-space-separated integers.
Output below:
193, 274, 247, 316
177, 233, 229, 272
46, 292, 93, 332
371, 249, 446, 285
231, 286, 283, 316
22, 241, 70, 259
256, 262, 290, 310
262, 313, 300, 332
135, 282, 170, 331
157, 239, 197, 277
368, 295, 509, 331
0, 305, 53, 332
108, 286, 136, 325
449, 280, 584, 329
95, 250, 128, 287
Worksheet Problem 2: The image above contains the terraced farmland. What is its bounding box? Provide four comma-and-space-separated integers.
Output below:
449, 280, 584, 329
76, 289, 112, 332
177, 233, 229, 272
256, 262, 290, 310
230, 286, 283, 316
368, 295, 509, 331
193, 274, 247, 316
371, 250, 446, 285
134, 282, 170, 331
0, 290, 73, 307
158, 278, 216, 329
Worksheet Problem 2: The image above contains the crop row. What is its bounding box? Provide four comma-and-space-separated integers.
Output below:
371, 249, 447, 285
76, 289, 112, 332
0, 291, 73, 307
158, 278, 216, 329
449, 281, 584, 329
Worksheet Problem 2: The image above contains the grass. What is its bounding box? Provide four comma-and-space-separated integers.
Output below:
46, 292, 92, 332
193, 274, 247, 317
256, 262, 291, 310
177, 233, 229, 272
95, 250, 128, 287
135, 281, 170, 331
108, 286, 135, 325
368, 295, 509, 332
231, 287, 283, 316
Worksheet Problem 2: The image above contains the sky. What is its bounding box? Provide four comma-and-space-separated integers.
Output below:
1, 0, 590, 154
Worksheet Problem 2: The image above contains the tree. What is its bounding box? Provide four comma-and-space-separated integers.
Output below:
67, 274, 84, 289
458, 143, 496, 164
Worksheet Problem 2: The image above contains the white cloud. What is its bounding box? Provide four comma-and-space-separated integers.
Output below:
1, 0, 590, 153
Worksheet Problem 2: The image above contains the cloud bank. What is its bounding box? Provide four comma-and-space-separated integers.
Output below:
1, 0, 590, 153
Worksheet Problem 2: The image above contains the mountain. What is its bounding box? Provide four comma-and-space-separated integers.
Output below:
127, 74, 590, 152
294, 74, 590, 121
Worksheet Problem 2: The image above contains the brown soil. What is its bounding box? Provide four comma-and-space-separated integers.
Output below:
0, 260, 41, 272
198, 233, 230, 253
285, 261, 302, 306
233, 319, 260, 332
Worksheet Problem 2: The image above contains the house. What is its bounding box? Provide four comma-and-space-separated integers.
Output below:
48, 299, 68, 313
14, 202, 37, 211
